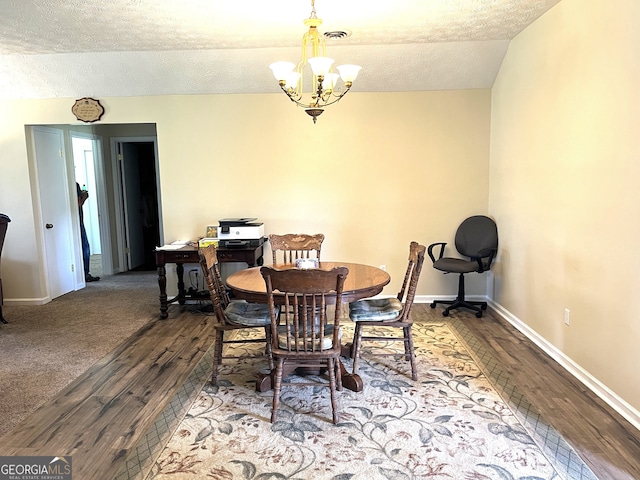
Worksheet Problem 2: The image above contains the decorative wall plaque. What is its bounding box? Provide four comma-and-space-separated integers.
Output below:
71, 97, 105, 123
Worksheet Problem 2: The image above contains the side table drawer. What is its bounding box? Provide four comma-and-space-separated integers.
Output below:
217, 250, 247, 262
217, 246, 263, 266
172, 253, 196, 261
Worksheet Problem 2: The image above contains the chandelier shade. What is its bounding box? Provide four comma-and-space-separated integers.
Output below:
269, 0, 361, 123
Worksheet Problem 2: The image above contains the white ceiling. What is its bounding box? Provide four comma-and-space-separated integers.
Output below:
0, 0, 562, 99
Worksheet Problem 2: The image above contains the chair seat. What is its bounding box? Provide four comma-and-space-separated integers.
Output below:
349, 297, 402, 322
433, 257, 480, 274
277, 325, 341, 350
225, 300, 273, 326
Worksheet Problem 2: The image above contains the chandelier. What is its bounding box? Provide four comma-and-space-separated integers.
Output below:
269, 0, 361, 124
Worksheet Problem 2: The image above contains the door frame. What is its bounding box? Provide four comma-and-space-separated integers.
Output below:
110, 136, 162, 273
69, 131, 113, 276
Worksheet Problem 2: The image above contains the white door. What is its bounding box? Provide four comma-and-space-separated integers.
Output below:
32, 126, 76, 299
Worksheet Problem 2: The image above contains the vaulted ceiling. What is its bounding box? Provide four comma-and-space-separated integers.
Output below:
0, 0, 561, 99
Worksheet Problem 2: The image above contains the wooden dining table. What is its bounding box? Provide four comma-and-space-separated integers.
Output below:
225, 261, 391, 393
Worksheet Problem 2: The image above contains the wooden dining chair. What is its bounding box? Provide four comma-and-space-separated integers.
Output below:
260, 265, 349, 424
198, 244, 275, 385
348, 241, 426, 381
268, 233, 324, 264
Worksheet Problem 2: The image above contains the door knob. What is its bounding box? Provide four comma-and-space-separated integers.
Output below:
45, 223, 54, 229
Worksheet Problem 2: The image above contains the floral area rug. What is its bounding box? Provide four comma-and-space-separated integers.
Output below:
147, 320, 562, 480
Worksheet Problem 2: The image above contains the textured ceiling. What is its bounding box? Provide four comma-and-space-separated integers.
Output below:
0, 0, 562, 99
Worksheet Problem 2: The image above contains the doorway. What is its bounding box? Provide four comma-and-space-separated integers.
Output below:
115, 139, 161, 271
72, 134, 104, 277
29, 124, 160, 301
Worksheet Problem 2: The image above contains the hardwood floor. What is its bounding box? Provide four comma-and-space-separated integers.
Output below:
0, 309, 217, 480
457, 309, 640, 480
1, 304, 638, 479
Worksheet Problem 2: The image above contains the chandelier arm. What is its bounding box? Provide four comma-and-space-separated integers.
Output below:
314, 86, 353, 108
277, 81, 305, 104
288, 89, 353, 109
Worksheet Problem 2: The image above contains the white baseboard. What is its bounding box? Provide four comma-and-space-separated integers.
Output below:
489, 301, 640, 432
414, 295, 640, 432
4, 297, 50, 306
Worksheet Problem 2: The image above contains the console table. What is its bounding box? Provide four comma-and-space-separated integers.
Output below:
155, 242, 265, 319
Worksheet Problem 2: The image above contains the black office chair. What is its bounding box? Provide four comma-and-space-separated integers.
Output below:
0, 214, 11, 324
428, 215, 498, 318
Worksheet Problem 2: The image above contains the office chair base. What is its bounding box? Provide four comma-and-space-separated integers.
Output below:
430, 299, 487, 318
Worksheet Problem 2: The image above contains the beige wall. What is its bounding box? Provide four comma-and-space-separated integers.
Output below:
0, 89, 491, 301
490, 0, 640, 412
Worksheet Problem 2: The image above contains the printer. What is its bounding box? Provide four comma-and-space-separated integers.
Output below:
218, 218, 265, 248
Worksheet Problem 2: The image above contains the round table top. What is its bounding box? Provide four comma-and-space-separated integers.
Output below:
226, 261, 391, 304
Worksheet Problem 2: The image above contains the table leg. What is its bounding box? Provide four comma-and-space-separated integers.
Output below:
255, 373, 272, 392
340, 361, 363, 392
256, 364, 296, 393
255, 360, 363, 393
158, 264, 168, 319
176, 263, 186, 305
341, 342, 355, 358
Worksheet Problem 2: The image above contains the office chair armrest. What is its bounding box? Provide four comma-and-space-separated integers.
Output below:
427, 242, 447, 263
472, 248, 497, 272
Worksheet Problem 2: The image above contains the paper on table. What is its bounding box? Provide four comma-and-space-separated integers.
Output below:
156, 240, 193, 251
155, 244, 184, 251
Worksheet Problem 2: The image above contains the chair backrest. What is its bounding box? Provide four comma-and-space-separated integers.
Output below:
396, 241, 426, 322
0, 214, 10, 258
269, 233, 324, 264
260, 266, 348, 354
454, 215, 498, 270
198, 244, 231, 323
